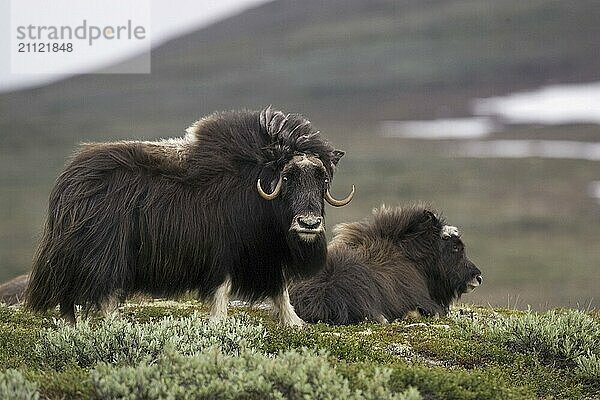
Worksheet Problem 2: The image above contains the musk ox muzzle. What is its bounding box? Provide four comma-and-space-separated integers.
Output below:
465, 263, 483, 293
291, 214, 324, 240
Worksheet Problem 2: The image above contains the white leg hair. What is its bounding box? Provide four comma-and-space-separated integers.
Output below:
374, 314, 389, 324
273, 287, 305, 327
210, 276, 231, 321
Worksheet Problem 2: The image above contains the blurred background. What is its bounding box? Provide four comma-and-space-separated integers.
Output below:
1, 0, 599, 310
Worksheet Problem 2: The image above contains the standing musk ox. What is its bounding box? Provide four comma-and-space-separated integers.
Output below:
289, 205, 482, 325
25, 107, 354, 325
0, 274, 29, 305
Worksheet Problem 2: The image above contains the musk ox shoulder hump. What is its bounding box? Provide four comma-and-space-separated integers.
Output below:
184, 107, 341, 178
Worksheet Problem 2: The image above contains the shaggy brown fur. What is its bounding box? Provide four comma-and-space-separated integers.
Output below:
25, 107, 351, 324
289, 205, 483, 325
0, 274, 29, 305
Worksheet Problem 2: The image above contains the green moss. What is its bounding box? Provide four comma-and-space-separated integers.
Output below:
389, 363, 534, 400
0, 307, 52, 370
264, 321, 395, 363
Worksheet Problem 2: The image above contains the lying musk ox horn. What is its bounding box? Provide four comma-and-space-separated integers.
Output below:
325, 185, 355, 207
257, 175, 283, 200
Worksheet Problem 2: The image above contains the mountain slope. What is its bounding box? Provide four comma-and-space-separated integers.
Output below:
1, 0, 599, 147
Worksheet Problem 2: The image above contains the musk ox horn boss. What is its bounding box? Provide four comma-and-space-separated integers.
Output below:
289, 205, 482, 325
25, 107, 354, 326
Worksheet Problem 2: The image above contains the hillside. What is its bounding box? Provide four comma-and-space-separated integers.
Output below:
0, 302, 599, 399
2, 0, 600, 145
1, 0, 600, 309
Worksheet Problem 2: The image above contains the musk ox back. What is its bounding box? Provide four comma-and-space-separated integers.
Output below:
26, 107, 354, 325
289, 205, 482, 325
0, 274, 29, 305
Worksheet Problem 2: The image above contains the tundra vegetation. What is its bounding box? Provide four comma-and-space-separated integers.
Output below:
0, 301, 598, 399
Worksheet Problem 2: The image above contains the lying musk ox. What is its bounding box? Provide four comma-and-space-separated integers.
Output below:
26, 107, 354, 325
0, 274, 29, 305
289, 205, 482, 325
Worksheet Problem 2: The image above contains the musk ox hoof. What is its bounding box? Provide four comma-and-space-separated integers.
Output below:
274, 287, 306, 328
281, 313, 306, 328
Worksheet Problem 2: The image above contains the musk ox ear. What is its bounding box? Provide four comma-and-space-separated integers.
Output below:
405, 209, 441, 236
403, 209, 437, 237
331, 149, 345, 166
423, 209, 440, 225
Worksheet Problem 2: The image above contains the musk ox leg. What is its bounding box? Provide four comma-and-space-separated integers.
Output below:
101, 295, 121, 316
273, 287, 304, 327
209, 276, 231, 321
60, 302, 76, 324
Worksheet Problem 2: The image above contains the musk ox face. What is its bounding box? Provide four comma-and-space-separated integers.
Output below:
257, 152, 354, 243
280, 154, 328, 241
440, 226, 483, 296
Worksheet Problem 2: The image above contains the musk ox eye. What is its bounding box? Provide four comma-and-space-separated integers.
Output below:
282, 176, 288, 182
452, 245, 460, 252
324, 178, 329, 184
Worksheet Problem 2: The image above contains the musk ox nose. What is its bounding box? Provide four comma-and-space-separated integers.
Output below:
297, 215, 323, 230
464, 271, 483, 294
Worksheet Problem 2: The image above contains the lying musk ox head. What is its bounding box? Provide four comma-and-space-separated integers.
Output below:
439, 223, 483, 296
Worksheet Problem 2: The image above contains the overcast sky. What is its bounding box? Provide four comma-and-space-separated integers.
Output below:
0, 0, 270, 93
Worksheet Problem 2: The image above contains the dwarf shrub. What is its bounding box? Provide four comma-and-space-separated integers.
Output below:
0, 370, 39, 400
91, 348, 421, 400
575, 352, 600, 384
455, 309, 600, 382
36, 312, 266, 369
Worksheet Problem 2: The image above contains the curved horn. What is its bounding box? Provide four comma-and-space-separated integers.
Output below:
257, 175, 283, 200
325, 185, 355, 207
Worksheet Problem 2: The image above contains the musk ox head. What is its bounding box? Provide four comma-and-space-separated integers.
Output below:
256, 108, 354, 244
438, 221, 483, 297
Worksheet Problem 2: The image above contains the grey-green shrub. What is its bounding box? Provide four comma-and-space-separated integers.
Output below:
0, 370, 39, 400
454, 309, 600, 382
91, 348, 421, 400
575, 352, 600, 383
36, 312, 265, 369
